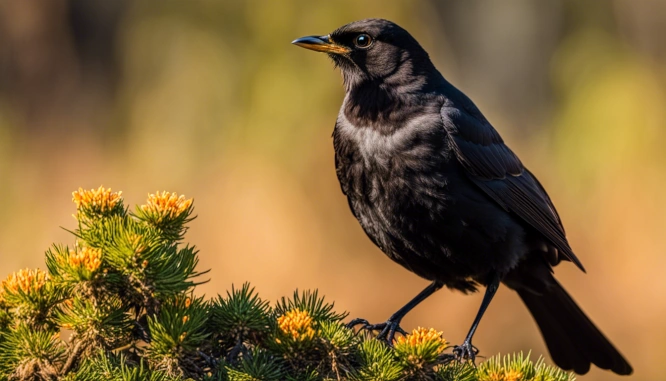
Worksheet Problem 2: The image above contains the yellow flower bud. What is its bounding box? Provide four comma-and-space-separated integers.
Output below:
141, 191, 192, 219
1, 268, 49, 294
72, 186, 123, 213
277, 309, 316, 342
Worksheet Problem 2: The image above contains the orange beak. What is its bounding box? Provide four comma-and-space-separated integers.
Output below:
291, 35, 350, 54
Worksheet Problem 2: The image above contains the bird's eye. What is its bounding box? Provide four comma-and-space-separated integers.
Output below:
354, 34, 372, 48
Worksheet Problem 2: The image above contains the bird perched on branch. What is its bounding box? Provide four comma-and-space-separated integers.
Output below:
292, 19, 632, 375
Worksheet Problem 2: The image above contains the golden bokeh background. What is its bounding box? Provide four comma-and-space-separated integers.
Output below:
1, 1, 664, 379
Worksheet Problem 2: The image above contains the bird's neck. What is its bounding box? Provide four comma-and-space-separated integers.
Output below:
342, 70, 443, 134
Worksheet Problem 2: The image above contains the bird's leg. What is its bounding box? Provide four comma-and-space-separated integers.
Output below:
347, 281, 443, 344
453, 273, 501, 363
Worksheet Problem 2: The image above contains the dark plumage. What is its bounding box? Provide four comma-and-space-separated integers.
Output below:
292, 19, 632, 375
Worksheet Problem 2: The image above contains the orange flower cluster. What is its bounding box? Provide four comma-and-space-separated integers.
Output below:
1, 268, 49, 294
277, 308, 316, 341
396, 327, 447, 353
504, 369, 523, 381
141, 191, 192, 219
69, 247, 102, 272
72, 186, 123, 212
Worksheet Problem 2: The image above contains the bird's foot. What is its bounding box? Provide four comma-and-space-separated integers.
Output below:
453, 340, 479, 364
346, 318, 407, 344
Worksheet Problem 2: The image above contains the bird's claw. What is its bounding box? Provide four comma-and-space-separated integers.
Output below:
453, 340, 479, 364
346, 318, 371, 330
346, 318, 407, 344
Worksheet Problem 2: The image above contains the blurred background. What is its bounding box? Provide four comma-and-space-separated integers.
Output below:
0, 0, 664, 379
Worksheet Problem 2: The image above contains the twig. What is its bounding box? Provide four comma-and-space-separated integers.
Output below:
198, 350, 219, 368
60, 340, 84, 375
226, 336, 244, 363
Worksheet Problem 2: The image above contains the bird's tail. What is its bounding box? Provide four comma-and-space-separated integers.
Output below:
515, 279, 632, 375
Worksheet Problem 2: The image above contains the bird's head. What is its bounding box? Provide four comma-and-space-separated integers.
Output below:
292, 19, 437, 91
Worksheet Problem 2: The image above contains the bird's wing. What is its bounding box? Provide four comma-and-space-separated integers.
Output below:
441, 105, 585, 272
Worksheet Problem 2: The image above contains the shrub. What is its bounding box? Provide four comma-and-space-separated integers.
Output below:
0, 187, 575, 381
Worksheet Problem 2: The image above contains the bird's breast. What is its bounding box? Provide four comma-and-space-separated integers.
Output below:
333, 108, 518, 284
334, 109, 452, 194
333, 109, 457, 245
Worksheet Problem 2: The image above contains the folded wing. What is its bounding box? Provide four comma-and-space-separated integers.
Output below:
441, 105, 585, 272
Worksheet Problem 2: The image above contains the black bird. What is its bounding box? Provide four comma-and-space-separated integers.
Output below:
292, 19, 632, 375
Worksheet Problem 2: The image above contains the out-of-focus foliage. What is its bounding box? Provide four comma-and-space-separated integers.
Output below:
0, 188, 574, 380
0, 1, 664, 380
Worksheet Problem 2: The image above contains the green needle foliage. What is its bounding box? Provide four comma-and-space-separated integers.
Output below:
352, 339, 403, 381
274, 289, 348, 323
0, 187, 576, 381
209, 283, 272, 348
